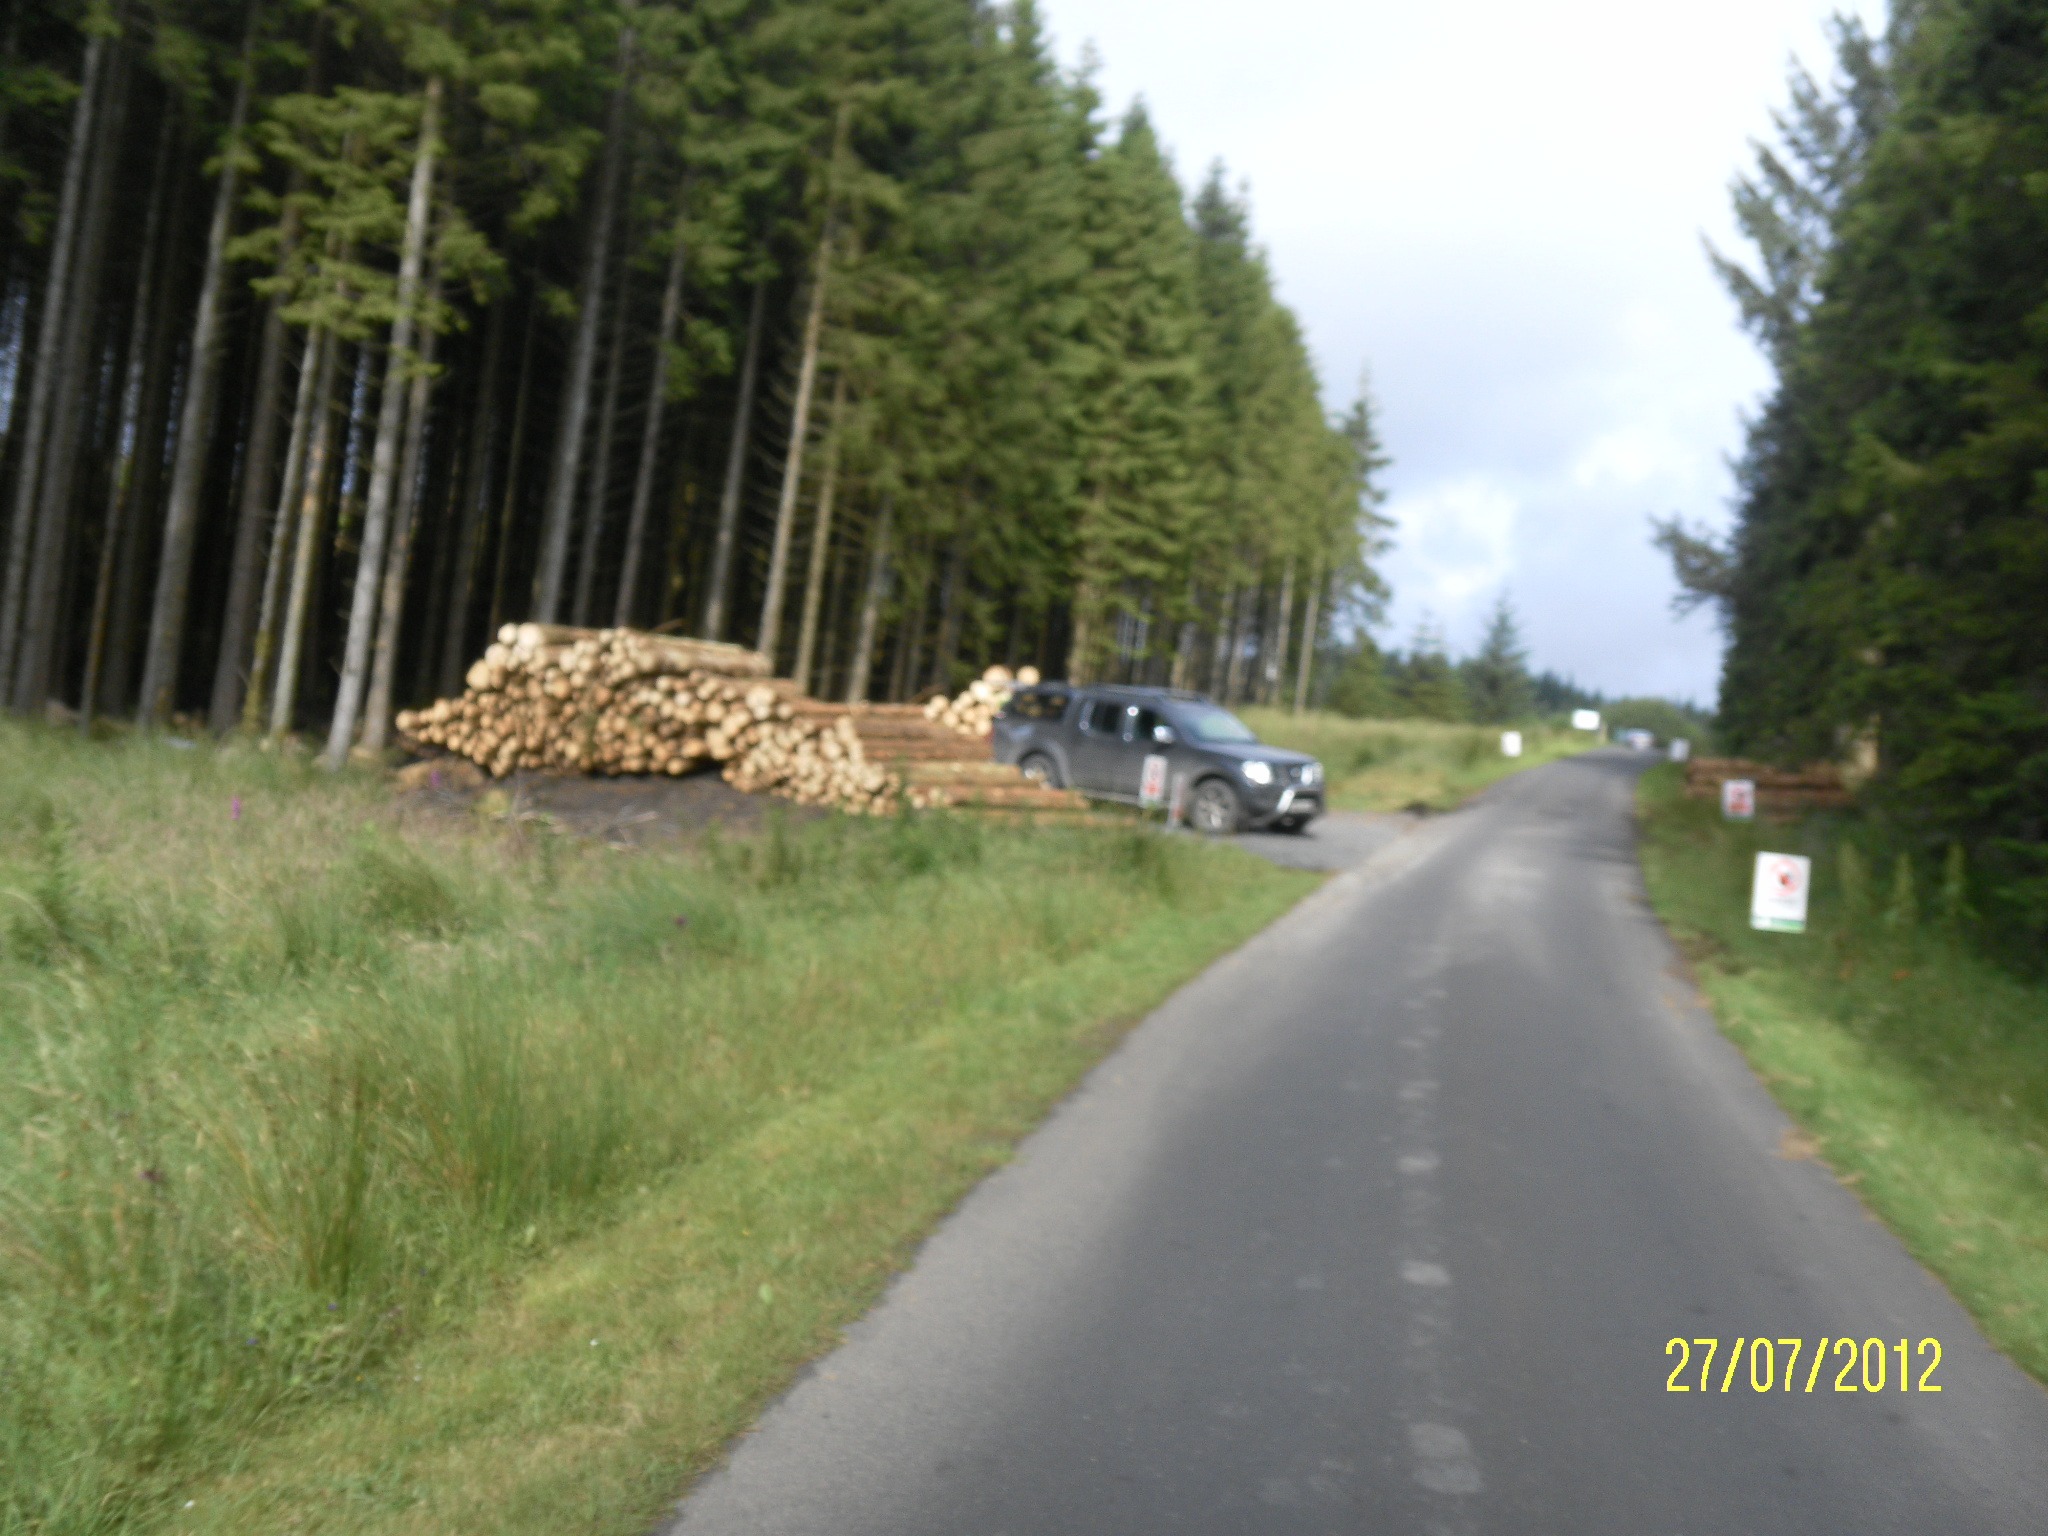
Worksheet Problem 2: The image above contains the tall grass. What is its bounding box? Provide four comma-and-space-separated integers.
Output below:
1636, 765, 2048, 1381
1239, 708, 1589, 812
0, 720, 1261, 1534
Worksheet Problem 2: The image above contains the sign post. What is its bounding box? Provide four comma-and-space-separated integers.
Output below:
1750, 852, 1812, 934
1721, 778, 1756, 821
1166, 771, 1188, 829
1500, 730, 1523, 758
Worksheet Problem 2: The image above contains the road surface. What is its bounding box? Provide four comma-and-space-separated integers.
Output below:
665, 751, 2048, 1534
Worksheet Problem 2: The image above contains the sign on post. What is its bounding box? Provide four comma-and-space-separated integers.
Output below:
1140, 753, 1169, 809
1721, 778, 1756, 821
1167, 771, 1189, 828
1500, 730, 1523, 758
1571, 708, 1602, 732
1750, 852, 1811, 933
1670, 738, 1691, 763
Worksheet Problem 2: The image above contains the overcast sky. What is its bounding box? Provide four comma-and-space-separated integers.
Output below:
1035, 0, 1887, 704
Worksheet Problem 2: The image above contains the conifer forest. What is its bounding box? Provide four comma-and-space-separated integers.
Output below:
0, 0, 1383, 759
1665, 0, 2048, 941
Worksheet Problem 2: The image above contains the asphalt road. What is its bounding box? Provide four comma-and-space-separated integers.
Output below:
665, 750, 2048, 1534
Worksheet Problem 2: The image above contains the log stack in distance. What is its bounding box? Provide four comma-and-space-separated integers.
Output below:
396, 624, 901, 815
923, 664, 1039, 737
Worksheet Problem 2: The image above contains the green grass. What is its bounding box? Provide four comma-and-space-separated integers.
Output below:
1635, 763, 2048, 1384
1240, 708, 1591, 812
0, 720, 1313, 1536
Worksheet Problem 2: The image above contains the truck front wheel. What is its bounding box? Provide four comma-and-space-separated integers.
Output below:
1189, 777, 1244, 835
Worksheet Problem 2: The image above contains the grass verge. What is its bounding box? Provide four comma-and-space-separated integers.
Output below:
1240, 708, 1590, 812
1634, 763, 2048, 1384
0, 719, 1313, 1535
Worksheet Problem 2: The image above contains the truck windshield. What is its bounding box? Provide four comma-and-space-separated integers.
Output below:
1181, 706, 1258, 744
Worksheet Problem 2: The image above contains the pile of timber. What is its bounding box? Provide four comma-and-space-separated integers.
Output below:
923, 664, 1039, 736
396, 624, 897, 814
1683, 756, 1854, 814
845, 703, 1088, 817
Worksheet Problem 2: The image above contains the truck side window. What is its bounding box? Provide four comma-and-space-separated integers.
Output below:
1130, 708, 1164, 742
1084, 700, 1125, 734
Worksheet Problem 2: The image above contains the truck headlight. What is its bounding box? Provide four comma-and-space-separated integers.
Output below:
1304, 761, 1322, 786
1241, 760, 1274, 786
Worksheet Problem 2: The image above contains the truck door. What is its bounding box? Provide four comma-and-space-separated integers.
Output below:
1070, 698, 1133, 793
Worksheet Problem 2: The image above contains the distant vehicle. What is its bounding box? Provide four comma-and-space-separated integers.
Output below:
992, 683, 1324, 834
1621, 728, 1656, 752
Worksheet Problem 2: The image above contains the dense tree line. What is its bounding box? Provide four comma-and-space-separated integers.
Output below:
1665, 0, 2047, 937
0, 0, 1383, 765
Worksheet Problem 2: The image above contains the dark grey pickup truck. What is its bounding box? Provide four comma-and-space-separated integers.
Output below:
991, 683, 1324, 833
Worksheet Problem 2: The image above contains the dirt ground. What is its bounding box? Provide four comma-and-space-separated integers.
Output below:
394, 763, 829, 847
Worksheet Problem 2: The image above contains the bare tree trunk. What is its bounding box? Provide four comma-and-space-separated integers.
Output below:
440, 301, 505, 693
79, 117, 174, 729
135, 31, 252, 725
242, 325, 323, 732
13, 33, 131, 712
1292, 561, 1323, 713
791, 372, 845, 694
700, 276, 764, 640
532, 34, 631, 621
269, 330, 342, 742
0, 32, 103, 694
361, 268, 442, 754
207, 229, 298, 730
844, 493, 890, 704
614, 218, 685, 628
572, 242, 630, 624
1222, 580, 1254, 704
1264, 557, 1294, 705
756, 220, 837, 665
486, 303, 538, 638
928, 535, 965, 692
326, 77, 440, 768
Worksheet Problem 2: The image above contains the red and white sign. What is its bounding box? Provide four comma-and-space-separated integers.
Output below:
1140, 753, 1169, 808
1750, 852, 1811, 933
1721, 778, 1756, 820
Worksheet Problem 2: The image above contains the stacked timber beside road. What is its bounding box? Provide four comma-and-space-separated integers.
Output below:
1683, 757, 1853, 816
396, 625, 1086, 819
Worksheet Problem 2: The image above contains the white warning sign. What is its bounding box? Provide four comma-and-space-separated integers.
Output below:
1721, 778, 1756, 820
1750, 852, 1811, 934
1140, 753, 1169, 808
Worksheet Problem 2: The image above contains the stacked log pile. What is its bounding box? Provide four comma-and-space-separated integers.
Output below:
923, 664, 1038, 737
396, 624, 898, 814
1683, 757, 1853, 815
847, 703, 1087, 817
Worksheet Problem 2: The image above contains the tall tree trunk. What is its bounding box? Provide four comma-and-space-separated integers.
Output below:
79, 117, 176, 729
1292, 561, 1323, 713
439, 300, 505, 694
136, 29, 253, 726
532, 35, 631, 621
207, 238, 298, 730
1206, 582, 1235, 695
928, 534, 965, 692
792, 372, 845, 694
13, 33, 131, 712
242, 324, 324, 732
614, 217, 685, 628
326, 77, 440, 768
572, 243, 630, 624
268, 329, 342, 741
487, 301, 538, 638
1222, 580, 1254, 704
700, 276, 764, 640
844, 493, 890, 704
1265, 557, 1294, 705
0, 32, 103, 695
756, 222, 837, 665
362, 268, 442, 753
